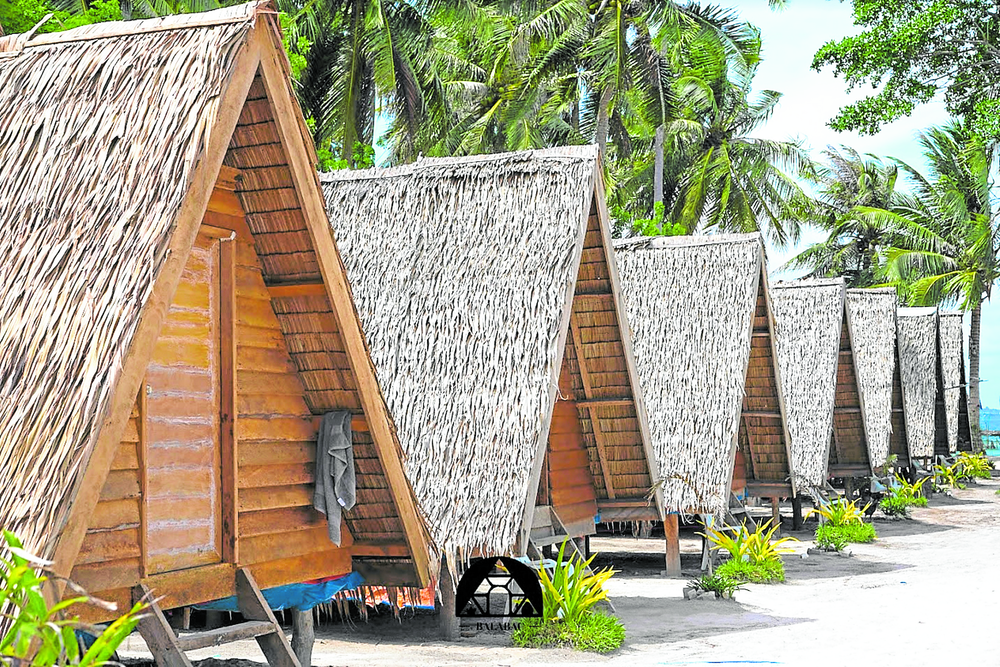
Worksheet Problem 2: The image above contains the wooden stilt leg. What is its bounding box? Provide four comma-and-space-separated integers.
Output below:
439, 560, 460, 641
290, 608, 314, 667
845, 477, 855, 500
792, 495, 803, 531
662, 514, 681, 577
770, 497, 780, 531
584, 535, 591, 558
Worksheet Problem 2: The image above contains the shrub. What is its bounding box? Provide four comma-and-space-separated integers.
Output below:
700, 521, 797, 566
807, 497, 869, 526
935, 462, 967, 489
538, 541, 616, 624
0, 530, 145, 666
879, 494, 911, 518
688, 574, 743, 599
512, 612, 625, 653
715, 557, 785, 583
815, 522, 876, 550
955, 452, 992, 481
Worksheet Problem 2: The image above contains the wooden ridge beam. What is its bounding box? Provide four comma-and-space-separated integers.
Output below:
569, 318, 616, 500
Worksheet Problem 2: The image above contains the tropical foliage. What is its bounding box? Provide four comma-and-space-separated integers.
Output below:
0, 531, 145, 667
806, 496, 871, 527
700, 521, 796, 584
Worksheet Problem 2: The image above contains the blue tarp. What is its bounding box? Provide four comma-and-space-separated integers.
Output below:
195, 572, 365, 612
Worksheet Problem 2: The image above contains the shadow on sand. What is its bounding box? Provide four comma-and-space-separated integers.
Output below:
611, 594, 809, 647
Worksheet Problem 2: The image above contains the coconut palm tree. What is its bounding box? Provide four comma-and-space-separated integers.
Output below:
782, 146, 905, 286
876, 122, 999, 450
662, 24, 811, 245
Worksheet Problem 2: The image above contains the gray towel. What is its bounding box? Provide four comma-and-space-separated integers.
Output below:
313, 411, 356, 545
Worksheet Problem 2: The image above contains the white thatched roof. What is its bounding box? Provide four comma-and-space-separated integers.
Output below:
614, 233, 763, 515
897, 307, 939, 458
320, 147, 600, 557
938, 311, 965, 453
769, 279, 845, 488
845, 288, 897, 468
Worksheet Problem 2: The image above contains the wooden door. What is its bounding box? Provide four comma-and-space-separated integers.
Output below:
144, 232, 223, 574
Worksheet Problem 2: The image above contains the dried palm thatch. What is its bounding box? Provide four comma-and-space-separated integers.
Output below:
613, 234, 763, 515
320, 147, 604, 558
0, 2, 265, 562
938, 311, 969, 453
769, 279, 846, 488
897, 307, 939, 459
845, 288, 898, 468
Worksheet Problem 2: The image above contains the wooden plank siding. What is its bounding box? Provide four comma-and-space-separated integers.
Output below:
829, 317, 871, 473
561, 215, 653, 511
739, 282, 792, 490
70, 400, 144, 596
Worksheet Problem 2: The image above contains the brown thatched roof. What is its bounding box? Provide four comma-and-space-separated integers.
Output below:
0, 2, 266, 563
770, 279, 846, 488
845, 288, 898, 468
897, 307, 939, 459
0, 2, 432, 585
613, 234, 765, 515
320, 147, 659, 557
938, 311, 971, 452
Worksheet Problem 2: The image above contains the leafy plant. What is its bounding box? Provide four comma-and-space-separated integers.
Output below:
806, 496, 870, 527
815, 527, 848, 552
700, 521, 797, 567
537, 541, 616, 625
688, 574, 743, 599
879, 494, 911, 518
935, 462, 967, 490
0, 530, 146, 666
955, 452, 992, 481
715, 557, 785, 584
815, 522, 876, 550
512, 612, 625, 653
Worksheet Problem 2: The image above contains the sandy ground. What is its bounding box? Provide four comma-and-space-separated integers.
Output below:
118, 479, 1000, 666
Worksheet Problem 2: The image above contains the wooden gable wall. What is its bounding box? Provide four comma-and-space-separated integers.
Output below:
829, 313, 871, 476
738, 275, 792, 496
547, 205, 658, 525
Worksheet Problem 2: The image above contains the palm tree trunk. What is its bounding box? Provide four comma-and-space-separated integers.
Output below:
654, 124, 664, 209
595, 85, 614, 158
969, 303, 983, 451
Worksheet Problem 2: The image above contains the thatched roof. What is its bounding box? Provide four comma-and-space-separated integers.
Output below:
0, 2, 433, 587
897, 307, 939, 459
613, 234, 764, 515
321, 147, 637, 557
769, 279, 846, 488
0, 2, 266, 561
845, 288, 898, 468
938, 311, 966, 453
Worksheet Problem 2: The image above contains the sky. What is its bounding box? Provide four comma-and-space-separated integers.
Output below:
735, 0, 1000, 410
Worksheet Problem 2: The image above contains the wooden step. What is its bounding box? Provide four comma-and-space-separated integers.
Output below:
175, 620, 276, 652
531, 532, 569, 548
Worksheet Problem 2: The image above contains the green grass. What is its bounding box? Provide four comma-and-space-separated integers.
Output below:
511, 612, 625, 653
715, 557, 785, 583
815, 522, 876, 549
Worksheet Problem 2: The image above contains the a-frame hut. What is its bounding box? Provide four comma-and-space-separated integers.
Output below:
320, 147, 663, 566
897, 307, 947, 463
846, 288, 908, 470
938, 312, 973, 453
614, 234, 794, 534
0, 3, 431, 656
770, 279, 873, 493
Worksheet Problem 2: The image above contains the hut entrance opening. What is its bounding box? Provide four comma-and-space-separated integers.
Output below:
145, 231, 226, 574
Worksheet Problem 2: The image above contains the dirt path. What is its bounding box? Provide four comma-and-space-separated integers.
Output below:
118, 479, 1000, 666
